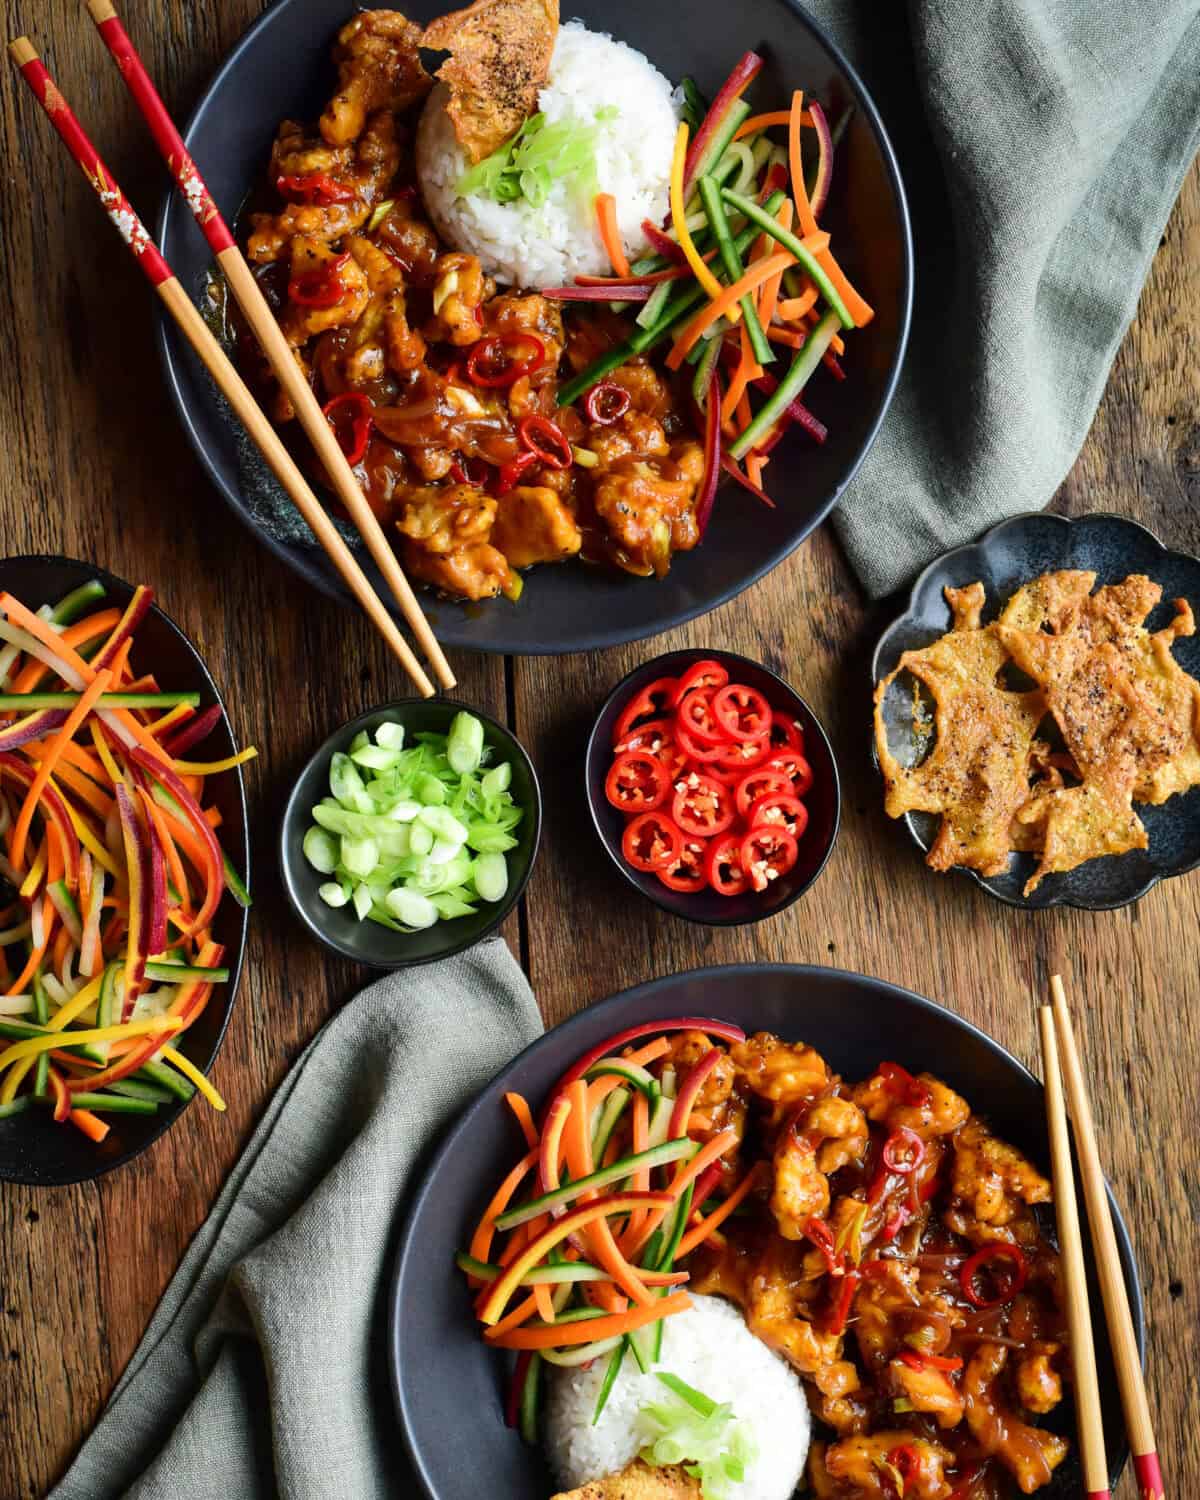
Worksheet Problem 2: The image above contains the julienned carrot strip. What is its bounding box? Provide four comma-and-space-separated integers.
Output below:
623, 1129, 740, 1260
468, 1148, 538, 1269
203, 806, 223, 830
756, 202, 793, 331
766, 326, 807, 348
733, 108, 811, 139
46, 827, 64, 885
669, 123, 727, 310
484, 1291, 692, 1350
6, 610, 122, 695
675, 1165, 762, 1258
787, 90, 874, 327
486, 1293, 540, 1338
504, 1091, 538, 1150
583, 1037, 670, 1115
735, 391, 752, 434
68, 1107, 110, 1143
107, 638, 134, 688
44, 758, 113, 819
563, 1079, 653, 1309
5, 922, 49, 997
667, 253, 792, 368
594, 193, 630, 279
89, 722, 122, 785
9, 669, 111, 873
778, 289, 818, 321
51, 925, 71, 979
746, 454, 768, 489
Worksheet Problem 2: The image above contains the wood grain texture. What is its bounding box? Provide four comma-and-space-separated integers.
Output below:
0, 2, 1196, 1496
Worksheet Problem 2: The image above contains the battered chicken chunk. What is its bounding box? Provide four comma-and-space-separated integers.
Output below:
947, 1118, 1051, 1233
816, 1431, 955, 1499
491, 485, 582, 569
320, 10, 431, 146
963, 1343, 1069, 1493
395, 484, 513, 599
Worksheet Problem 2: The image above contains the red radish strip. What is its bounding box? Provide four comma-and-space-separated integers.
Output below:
92, 585, 153, 672
574, 268, 690, 287
547, 1018, 747, 1109
129, 747, 225, 932
720, 454, 776, 509
806, 101, 834, 220
505, 1352, 532, 1429
538, 1093, 572, 1196
542, 285, 652, 302
0, 754, 81, 887
641, 218, 687, 263
162, 704, 222, 758
114, 781, 148, 1015
669, 1048, 721, 1137
694, 370, 722, 541
691, 1159, 727, 1208
751, 373, 829, 444
683, 51, 764, 199
0, 709, 69, 753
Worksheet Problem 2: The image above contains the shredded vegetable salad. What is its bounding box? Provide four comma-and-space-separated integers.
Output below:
304, 711, 523, 930
0, 580, 253, 1143
456, 1016, 755, 1442
546, 51, 868, 519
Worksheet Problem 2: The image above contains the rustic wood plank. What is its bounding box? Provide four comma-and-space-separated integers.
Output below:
0, 0, 1195, 1495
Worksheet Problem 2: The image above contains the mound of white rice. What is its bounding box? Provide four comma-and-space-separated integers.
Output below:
416, 21, 679, 288
544, 1295, 811, 1499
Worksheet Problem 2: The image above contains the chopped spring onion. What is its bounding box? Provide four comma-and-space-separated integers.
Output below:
302, 713, 524, 930
458, 107, 619, 208
637, 1371, 758, 1500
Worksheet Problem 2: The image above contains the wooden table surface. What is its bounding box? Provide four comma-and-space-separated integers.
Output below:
1, 2, 1197, 1495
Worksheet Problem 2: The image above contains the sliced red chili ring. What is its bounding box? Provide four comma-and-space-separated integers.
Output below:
899, 1348, 963, 1372
802, 1214, 843, 1276
449, 455, 491, 487
516, 414, 573, 470
465, 332, 546, 387
739, 826, 798, 892
613, 678, 679, 744
676, 688, 729, 746
734, 768, 793, 817
604, 750, 668, 812
671, 773, 733, 837
674, 721, 728, 765
492, 450, 538, 496
768, 711, 805, 752
702, 760, 743, 787
766, 751, 814, 797
712, 683, 772, 743
886, 1445, 922, 1484
622, 811, 684, 872
958, 1243, 1028, 1309
670, 659, 729, 706
704, 832, 749, 895
746, 792, 808, 840
882, 1203, 912, 1242
657, 837, 709, 892
276, 171, 355, 206
881, 1126, 925, 1174
321, 392, 373, 465
289, 251, 351, 308
614, 717, 674, 756
877, 1060, 934, 1109
584, 380, 631, 425
711, 734, 772, 772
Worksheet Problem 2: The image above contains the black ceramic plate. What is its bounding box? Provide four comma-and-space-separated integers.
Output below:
157, 0, 912, 655
389, 964, 1143, 1500
585, 649, 840, 924
872, 512, 1200, 911
0, 557, 250, 1186
279, 698, 540, 967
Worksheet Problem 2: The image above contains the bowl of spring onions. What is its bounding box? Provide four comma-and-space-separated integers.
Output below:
279, 701, 541, 968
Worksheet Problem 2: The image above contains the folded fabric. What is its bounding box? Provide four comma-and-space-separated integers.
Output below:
814, 0, 1200, 597
50, 937, 542, 1500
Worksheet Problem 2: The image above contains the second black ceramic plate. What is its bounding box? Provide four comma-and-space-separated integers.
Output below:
157, 0, 912, 655
389, 963, 1142, 1500
872, 511, 1200, 910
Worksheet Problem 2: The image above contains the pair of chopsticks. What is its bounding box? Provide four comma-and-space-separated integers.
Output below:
1039, 974, 1164, 1500
8, 3, 456, 700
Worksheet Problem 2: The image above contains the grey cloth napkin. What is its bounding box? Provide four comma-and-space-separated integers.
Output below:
50, 937, 542, 1500
811, 0, 1200, 597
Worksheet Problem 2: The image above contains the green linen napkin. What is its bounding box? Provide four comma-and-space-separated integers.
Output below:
50, 937, 541, 1500
810, 0, 1200, 597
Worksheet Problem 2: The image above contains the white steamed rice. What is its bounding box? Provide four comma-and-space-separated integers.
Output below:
544, 1294, 811, 1499
415, 20, 679, 288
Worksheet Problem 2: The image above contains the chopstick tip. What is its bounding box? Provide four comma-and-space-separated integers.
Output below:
85, 0, 119, 24
8, 36, 38, 67
1049, 972, 1068, 1008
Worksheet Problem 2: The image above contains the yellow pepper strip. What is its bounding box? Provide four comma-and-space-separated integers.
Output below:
161, 1045, 226, 1111
146, 704, 192, 739
57, 782, 122, 881
19, 845, 46, 900
669, 122, 734, 318
89, 720, 123, 786
46, 971, 106, 1032
1, 1057, 36, 1105
169, 747, 258, 776
0, 1016, 180, 1078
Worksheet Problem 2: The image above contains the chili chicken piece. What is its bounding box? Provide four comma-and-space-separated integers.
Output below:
491, 485, 582, 569
814, 1432, 956, 1499
320, 10, 432, 146
948, 1118, 1052, 1235
963, 1343, 1069, 1493
394, 484, 514, 600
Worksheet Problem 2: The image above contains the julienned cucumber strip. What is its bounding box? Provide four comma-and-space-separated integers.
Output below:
50, 580, 106, 625
143, 961, 231, 984
592, 1340, 626, 1424
0, 691, 200, 710
135, 1059, 195, 1101
32, 970, 49, 1098
687, 96, 752, 190
718, 187, 855, 329
697, 174, 774, 366
728, 310, 841, 459
65, 1092, 160, 1115
494, 1138, 693, 1230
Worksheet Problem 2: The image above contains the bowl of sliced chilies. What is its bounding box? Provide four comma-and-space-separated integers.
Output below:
0, 557, 252, 1186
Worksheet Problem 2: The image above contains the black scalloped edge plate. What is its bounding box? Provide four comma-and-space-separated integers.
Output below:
870, 511, 1200, 911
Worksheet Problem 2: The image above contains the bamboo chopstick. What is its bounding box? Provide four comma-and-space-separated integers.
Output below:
1037, 1003, 1111, 1500
1051, 974, 1165, 1500
8, 37, 436, 699
84, 0, 457, 694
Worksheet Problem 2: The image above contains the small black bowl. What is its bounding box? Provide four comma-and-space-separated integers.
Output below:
585, 649, 840, 924
0, 556, 250, 1187
280, 700, 540, 966
871, 511, 1200, 910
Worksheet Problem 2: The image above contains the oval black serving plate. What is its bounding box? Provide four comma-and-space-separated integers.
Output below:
872, 511, 1200, 911
389, 963, 1143, 1500
158, 0, 912, 655
0, 556, 250, 1186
